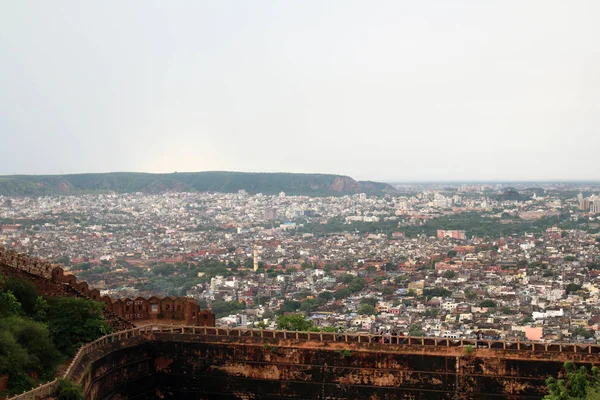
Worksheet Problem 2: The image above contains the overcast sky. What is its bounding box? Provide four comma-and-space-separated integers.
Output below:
1, 1, 599, 182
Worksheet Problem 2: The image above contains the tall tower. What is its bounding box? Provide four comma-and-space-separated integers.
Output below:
253, 245, 259, 272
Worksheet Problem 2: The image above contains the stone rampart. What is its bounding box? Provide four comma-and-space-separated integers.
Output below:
0, 246, 215, 327
11, 325, 600, 400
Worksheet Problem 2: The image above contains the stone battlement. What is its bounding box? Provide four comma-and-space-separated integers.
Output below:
0, 245, 215, 328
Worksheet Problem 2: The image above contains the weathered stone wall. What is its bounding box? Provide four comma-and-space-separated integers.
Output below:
0, 246, 215, 327
79, 333, 600, 400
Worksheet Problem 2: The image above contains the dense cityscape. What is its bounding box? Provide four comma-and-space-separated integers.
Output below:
2, 183, 600, 343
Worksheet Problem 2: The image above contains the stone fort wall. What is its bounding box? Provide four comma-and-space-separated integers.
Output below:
0, 245, 215, 327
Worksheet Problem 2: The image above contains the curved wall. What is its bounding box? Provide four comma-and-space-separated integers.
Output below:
78, 331, 600, 400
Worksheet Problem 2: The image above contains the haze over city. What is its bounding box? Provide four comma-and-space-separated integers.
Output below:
1, 1, 599, 181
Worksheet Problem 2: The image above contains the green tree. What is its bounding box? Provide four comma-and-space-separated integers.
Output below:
423, 287, 452, 299
566, 284, 582, 295
408, 324, 426, 337
360, 297, 378, 307
479, 299, 497, 308
318, 291, 333, 302
277, 314, 313, 331
382, 287, 394, 296
278, 300, 301, 314
0, 330, 30, 389
152, 264, 175, 276
499, 306, 513, 315
2, 316, 62, 376
464, 287, 478, 300
545, 362, 600, 400
3, 278, 38, 316
55, 378, 84, 400
211, 300, 246, 318
357, 304, 376, 315
443, 270, 456, 279
573, 327, 594, 340
521, 315, 534, 325
46, 298, 111, 356
334, 288, 351, 300
0, 291, 22, 317
349, 278, 367, 293
300, 298, 318, 312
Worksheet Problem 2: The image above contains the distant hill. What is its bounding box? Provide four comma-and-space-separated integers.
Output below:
0, 172, 396, 196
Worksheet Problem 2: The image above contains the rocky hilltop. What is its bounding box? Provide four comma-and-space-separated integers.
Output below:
0, 171, 396, 196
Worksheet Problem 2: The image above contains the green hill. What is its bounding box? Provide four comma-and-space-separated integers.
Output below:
0, 172, 396, 196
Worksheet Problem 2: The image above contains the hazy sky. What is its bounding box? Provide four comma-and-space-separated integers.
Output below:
1, 1, 599, 181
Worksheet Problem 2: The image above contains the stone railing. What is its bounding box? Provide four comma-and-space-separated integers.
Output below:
9, 324, 600, 399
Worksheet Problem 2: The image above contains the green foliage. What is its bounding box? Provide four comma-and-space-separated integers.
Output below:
152, 263, 175, 276
56, 378, 84, 400
566, 284, 583, 295
479, 299, 497, 308
349, 278, 367, 293
573, 327, 594, 340
366, 265, 377, 274
211, 300, 246, 318
423, 308, 439, 317
521, 315, 534, 325
1, 316, 62, 375
320, 327, 337, 332
0, 276, 109, 395
544, 362, 600, 400
46, 297, 111, 356
464, 287, 478, 300
278, 300, 301, 314
277, 314, 313, 331
334, 288, 351, 300
263, 344, 279, 354
338, 349, 352, 358
408, 324, 426, 337
500, 306, 514, 315
317, 291, 333, 302
443, 270, 457, 279
357, 304, 376, 315
0, 309, 60, 393
0, 291, 22, 318
464, 344, 474, 357
0, 329, 30, 383
423, 287, 452, 299
3, 278, 38, 316
360, 297, 378, 307
300, 298, 319, 312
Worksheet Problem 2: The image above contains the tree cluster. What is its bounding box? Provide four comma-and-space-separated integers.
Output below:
0, 276, 110, 396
